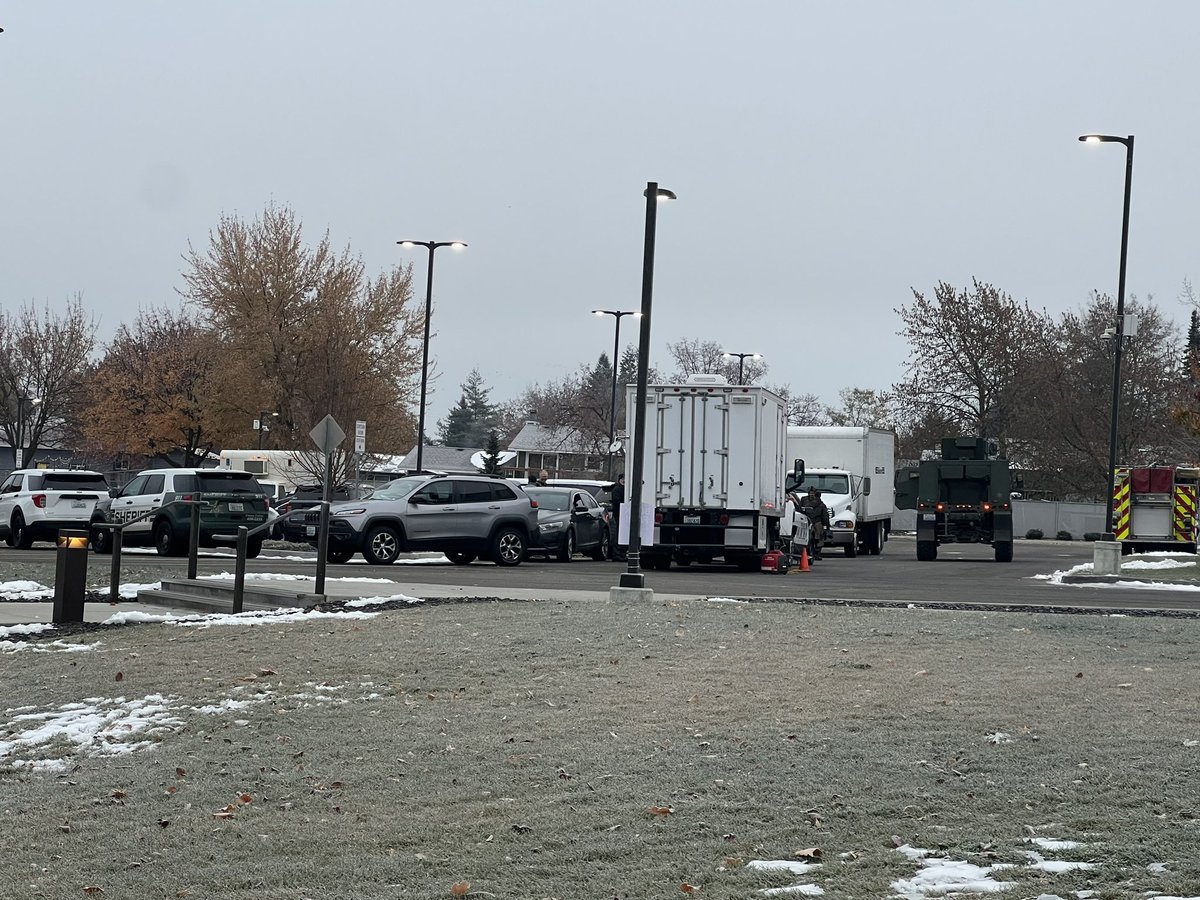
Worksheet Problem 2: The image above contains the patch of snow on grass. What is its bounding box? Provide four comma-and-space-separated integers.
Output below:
345, 594, 425, 608
892, 857, 1015, 898
1027, 837, 1083, 851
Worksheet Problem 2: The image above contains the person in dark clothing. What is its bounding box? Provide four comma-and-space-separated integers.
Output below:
799, 487, 830, 560
610, 474, 626, 561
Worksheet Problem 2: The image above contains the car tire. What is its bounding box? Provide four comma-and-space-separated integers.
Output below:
91, 523, 112, 555
446, 551, 476, 566
247, 537, 263, 559
844, 540, 858, 558
492, 526, 526, 567
556, 528, 575, 562
326, 547, 354, 564
10, 512, 33, 550
591, 529, 610, 561
154, 519, 182, 556
364, 525, 402, 565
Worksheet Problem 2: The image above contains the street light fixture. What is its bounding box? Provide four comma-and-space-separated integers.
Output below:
1078, 133, 1134, 540
397, 239, 467, 473
722, 351, 763, 385
618, 183, 676, 593
15, 396, 41, 469
592, 309, 641, 478
256, 410, 278, 450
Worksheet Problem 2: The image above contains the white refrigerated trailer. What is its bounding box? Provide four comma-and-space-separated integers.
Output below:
625, 374, 787, 570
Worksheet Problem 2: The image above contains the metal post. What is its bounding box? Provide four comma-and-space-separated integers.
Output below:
315, 451, 334, 596
607, 315, 623, 479
110, 527, 123, 604
620, 183, 666, 589
14, 397, 24, 469
738, 357, 745, 385
187, 503, 200, 580
415, 245, 436, 474
233, 526, 247, 614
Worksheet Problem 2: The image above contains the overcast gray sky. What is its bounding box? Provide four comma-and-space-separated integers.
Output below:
2, 2, 1195, 427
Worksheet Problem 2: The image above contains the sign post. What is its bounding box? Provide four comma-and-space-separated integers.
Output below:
354, 420, 366, 496
309, 415, 346, 595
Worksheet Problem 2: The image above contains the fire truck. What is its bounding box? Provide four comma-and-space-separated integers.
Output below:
1111, 466, 1200, 554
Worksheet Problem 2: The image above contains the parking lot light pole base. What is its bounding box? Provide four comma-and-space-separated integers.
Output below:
610, 585, 654, 603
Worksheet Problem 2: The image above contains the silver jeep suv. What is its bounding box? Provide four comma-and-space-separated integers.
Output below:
307, 474, 540, 566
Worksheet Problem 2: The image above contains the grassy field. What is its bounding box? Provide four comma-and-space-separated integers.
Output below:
3, 595, 1200, 899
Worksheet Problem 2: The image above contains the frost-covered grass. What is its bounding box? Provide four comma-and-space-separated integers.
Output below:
2, 598, 1199, 898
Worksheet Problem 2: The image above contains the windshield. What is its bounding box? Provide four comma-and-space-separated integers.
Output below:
789, 473, 850, 494
37, 474, 109, 491
370, 477, 425, 501
525, 488, 570, 511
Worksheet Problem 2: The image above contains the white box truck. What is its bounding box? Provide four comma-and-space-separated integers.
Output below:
625, 374, 787, 570
784, 426, 895, 557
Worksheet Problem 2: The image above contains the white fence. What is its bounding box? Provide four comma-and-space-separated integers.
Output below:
891, 500, 1106, 539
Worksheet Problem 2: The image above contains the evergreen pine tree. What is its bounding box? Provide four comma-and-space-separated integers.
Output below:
1186, 310, 1200, 374
437, 369, 498, 446
482, 429, 502, 474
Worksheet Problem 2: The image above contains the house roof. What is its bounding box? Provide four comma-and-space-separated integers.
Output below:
507, 422, 594, 454
396, 445, 488, 473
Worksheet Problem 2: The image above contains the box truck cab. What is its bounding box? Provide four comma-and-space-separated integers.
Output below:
784, 426, 895, 557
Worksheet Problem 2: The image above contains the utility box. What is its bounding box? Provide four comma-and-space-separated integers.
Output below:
53, 530, 90, 623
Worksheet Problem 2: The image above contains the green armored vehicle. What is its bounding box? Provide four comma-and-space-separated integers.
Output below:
895, 437, 1014, 562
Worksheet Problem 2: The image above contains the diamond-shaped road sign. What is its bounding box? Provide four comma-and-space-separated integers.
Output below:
309, 415, 346, 454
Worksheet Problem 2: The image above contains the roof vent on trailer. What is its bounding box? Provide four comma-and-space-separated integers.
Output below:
685, 373, 729, 386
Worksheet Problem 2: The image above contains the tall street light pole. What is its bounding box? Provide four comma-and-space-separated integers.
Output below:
397, 240, 467, 473
618, 182, 676, 592
1079, 133, 1134, 540
592, 309, 640, 479
722, 351, 762, 385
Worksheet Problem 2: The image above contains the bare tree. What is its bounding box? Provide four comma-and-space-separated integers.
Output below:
826, 387, 894, 428
0, 295, 97, 463
894, 279, 1053, 454
667, 337, 768, 384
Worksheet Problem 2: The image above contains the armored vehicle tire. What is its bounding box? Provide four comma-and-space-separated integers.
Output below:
916, 540, 937, 561
154, 519, 184, 556
556, 528, 576, 561
844, 541, 858, 558
91, 523, 112, 555
364, 525, 402, 565
590, 530, 610, 561
327, 547, 354, 564
732, 554, 758, 572
994, 541, 1013, 563
446, 551, 476, 565
11, 512, 32, 550
247, 537, 263, 559
492, 526, 527, 567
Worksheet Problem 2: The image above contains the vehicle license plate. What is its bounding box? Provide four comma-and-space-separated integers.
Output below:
229, 502, 244, 512
307, 525, 317, 537
922, 513, 936, 521
684, 515, 701, 524
72, 500, 86, 509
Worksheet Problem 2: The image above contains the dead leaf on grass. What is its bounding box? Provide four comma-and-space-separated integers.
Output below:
722, 833, 736, 842
649, 806, 674, 817
795, 847, 822, 858
82, 888, 105, 896
722, 857, 743, 869
450, 881, 470, 896
114, 672, 123, 682
680, 883, 700, 893
238, 793, 253, 804
157, 818, 170, 828
176, 767, 186, 777
60, 820, 71, 833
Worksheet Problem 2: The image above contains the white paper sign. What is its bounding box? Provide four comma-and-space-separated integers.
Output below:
617, 502, 655, 546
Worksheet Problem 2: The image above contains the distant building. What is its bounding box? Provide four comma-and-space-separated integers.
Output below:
396, 445, 489, 475
505, 422, 605, 479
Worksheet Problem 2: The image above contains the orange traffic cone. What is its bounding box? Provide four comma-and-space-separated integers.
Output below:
799, 547, 810, 571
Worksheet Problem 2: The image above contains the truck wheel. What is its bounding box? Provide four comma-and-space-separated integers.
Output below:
246, 537, 263, 559
844, 540, 858, 558
865, 522, 882, 555
916, 540, 937, 561
994, 541, 1013, 563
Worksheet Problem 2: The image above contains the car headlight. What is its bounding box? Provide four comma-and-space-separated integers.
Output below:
539, 521, 566, 533
333, 507, 367, 516
833, 519, 854, 528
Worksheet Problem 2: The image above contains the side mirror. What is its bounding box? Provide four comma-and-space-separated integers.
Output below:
862, 476, 871, 497
793, 459, 805, 481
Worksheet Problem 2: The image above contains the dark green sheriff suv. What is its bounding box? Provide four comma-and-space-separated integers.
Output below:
90, 468, 270, 557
